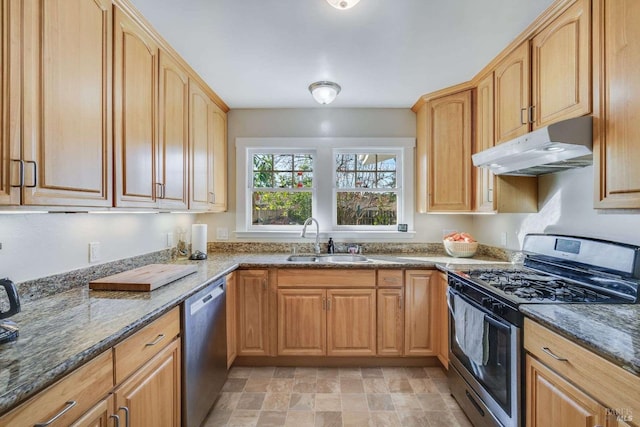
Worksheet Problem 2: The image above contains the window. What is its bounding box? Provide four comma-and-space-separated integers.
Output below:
335, 152, 399, 228
236, 138, 414, 238
250, 151, 314, 227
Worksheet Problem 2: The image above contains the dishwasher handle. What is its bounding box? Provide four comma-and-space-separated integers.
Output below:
189, 282, 224, 316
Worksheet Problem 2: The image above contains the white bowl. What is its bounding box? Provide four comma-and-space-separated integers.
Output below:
443, 240, 478, 258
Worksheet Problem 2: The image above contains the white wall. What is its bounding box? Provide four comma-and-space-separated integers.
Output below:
0, 213, 195, 282
198, 108, 474, 243
473, 166, 640, 250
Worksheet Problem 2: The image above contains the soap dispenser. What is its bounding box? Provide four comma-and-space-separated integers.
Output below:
327, 238, 335, 254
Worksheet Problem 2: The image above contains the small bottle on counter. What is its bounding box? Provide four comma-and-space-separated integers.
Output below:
327, 237, 335, 254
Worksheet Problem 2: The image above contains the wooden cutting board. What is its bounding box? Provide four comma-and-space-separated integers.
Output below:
89, 264, 198, 291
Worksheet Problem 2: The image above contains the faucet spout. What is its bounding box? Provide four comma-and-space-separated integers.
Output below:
301, 217, 321, 254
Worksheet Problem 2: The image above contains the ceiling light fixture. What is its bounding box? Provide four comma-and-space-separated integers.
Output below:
308, 81, 341, 105
326, 0, 361, 10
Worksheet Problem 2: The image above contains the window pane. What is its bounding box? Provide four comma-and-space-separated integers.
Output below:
253, 154, 273, 170
253, 171, 273, 188
336, 171, 355, 188
275, 172, 293, 188
377, 172, 396, 188
357, 154, 376, 171
356, 172, 376, 188
274, 154, 293, 171
294, 154, 313, 171
252, 191, 312, 225
336, 192, 397, 226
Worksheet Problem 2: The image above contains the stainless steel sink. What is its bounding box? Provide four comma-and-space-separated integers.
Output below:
285, 254, 369, 263
320, 254, 369, 263
286, 255, 319, 262
287, 254, 369, 263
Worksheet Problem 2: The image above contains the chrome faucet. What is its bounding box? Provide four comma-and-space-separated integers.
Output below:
301, 217, 321, 254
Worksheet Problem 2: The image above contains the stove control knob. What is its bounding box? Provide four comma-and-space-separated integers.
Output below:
491, 302, 505, 315
481, 297, 491, 308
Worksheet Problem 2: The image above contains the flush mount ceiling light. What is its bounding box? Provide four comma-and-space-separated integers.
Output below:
326, 0, 361, 9
308, 81, 341, 105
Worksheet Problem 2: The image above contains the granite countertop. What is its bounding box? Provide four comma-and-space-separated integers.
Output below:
520, 304, 640, 376
0, 252, 506, 415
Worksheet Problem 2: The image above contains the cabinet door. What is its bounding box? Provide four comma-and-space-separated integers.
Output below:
157, 51, 188, 210
210, 107, 228, 211
526, 355, 608, 427
377, 288, 403, 356
475, 72, 496, 212
327, 289, 376, 356
593, 0, 640, 208
277, 289, 326, 356
70, 394, 113, 427
426, 90, 473, 211
20, 0, 112, 207
532, 0, 591, 129
404, 270, 436, 356
226, 272, 237, 368
113, 7, 158, 208
113, 338, 181, 427
436, 272, 449, 369
237, 270, 270, 356
495, 41, 531, 144
188, 80, 214, 210
0, 0, 19, 206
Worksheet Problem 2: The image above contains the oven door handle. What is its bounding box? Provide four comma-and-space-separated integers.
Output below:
448, 288, 512, 332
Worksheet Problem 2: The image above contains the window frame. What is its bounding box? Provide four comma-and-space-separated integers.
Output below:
236, 138, 415, 239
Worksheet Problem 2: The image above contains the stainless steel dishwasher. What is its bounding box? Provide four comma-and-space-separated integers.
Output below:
182, 277, 227, 427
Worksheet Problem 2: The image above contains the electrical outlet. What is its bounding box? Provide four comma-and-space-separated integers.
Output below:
166, 232, 174, 247
89, 242, 101, 263
216, 227, 229, 240
500, 232, 508, 247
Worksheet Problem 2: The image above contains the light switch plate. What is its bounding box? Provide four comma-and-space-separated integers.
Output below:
216, 227, 229, 240
500, 232, 508, 247
89, 242, 101, 263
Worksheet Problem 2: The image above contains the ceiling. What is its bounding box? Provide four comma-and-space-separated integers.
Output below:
129, 0, 555, 109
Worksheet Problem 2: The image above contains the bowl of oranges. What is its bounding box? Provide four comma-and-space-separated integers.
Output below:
443, 232, 478, 258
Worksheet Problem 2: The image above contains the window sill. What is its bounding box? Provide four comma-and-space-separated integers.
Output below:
234, 230, 416, 240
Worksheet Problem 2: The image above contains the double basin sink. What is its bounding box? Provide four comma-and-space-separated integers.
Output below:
286, 254, 369, 263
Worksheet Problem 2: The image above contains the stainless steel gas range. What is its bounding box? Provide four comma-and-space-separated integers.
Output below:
446, 234, 640, 427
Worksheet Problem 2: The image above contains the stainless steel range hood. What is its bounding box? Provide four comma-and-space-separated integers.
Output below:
472, 116, 593, 176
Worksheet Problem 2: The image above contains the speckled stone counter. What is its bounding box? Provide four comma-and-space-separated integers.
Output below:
0, 251, 506, 415
520, 304, 640, 376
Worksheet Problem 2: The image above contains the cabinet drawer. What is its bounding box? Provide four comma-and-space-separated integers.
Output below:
114, 306, 180, 383
524, 319, 640, 422
0, 351, 113, 427
277, 269, 375, 288
377, 270, 403, 287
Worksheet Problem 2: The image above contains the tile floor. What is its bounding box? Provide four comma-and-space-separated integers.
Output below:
203, 366, 473, 427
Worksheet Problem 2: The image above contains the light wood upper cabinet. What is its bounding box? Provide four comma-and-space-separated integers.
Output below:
475, 72, 496, 212
277, 289, 326, 356
113, 338, 181, 427
237, 269, 271, 356
157, 51, 188, 210
526, 355, 608, 427
113, 6, 159, 208
531, 0, 591, 129
189, 80, 213, 211
404, 270, 436, 356
327, 289, 376, 356
425, 89, 473, 212
495, 41, 531, 144
6, 0, 112, 207
210, 108, 228, 211
593, 0, 640, 208
377, 288, 403, 356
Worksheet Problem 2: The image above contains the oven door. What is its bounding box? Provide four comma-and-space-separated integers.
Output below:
447, 287, 521, 427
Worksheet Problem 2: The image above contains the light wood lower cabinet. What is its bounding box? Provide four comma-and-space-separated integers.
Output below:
526, 355, 608, 427
435, 271, 449, 369
404, 270, 436, 356
327, 289, 376, 356
226, 272, 237, 368
70, 395, 114, 427
377, 288, 404, 356
237, 269, 271, 356
113, 338, 181, 427
277, 288, 326, 356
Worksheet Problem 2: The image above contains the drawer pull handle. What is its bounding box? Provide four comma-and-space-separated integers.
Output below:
542, 347, 568, 362
383, 277, 396, 282
34, 400, 77, 426
110, 414, 120, 427
145, 333, 166, 347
